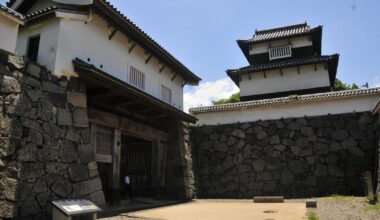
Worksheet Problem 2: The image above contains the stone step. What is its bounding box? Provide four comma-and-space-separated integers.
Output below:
253, 196, 284, 203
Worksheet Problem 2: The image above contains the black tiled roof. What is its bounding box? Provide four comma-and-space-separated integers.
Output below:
237, 22, 323, 65
0, 3, 24, 22
228, 55, 338, 75
227, 54, 339, 87
73, 58, 197, 123
7, 0, 201, 85
239, 22, 322, 44
190, 87, 380, 114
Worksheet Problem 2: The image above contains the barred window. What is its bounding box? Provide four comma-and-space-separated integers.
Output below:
161, 85, 172, 104
129, 66, 145, 90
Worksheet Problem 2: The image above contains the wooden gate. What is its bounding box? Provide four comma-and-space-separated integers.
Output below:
124, 142, 152, 196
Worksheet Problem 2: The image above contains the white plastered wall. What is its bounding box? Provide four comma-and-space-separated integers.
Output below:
15, 12, 185, 109
239, 63, 331, 97
0, 14, 20, 53
192, 94, 380, 126
16, 18, 60, 72
249, 36, 312, 55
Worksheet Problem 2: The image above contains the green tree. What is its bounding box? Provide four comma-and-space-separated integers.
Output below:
334, 78, 359, 91
212, 92, 240, 105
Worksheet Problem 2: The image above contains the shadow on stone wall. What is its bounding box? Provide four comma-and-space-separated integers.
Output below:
191, 113, 379, 199
0, 54, 104, 219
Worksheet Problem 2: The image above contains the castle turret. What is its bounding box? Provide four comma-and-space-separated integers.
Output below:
228, 22, 339, 101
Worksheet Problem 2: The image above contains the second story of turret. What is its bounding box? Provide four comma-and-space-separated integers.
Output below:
237, 22, 322, 65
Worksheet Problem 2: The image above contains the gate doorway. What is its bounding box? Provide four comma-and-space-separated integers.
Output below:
121, 136, 152, 198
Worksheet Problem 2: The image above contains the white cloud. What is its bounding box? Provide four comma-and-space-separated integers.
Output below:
372, 76, 380, 88
184, 77, 239, 112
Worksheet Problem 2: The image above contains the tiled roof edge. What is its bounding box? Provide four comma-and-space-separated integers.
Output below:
189, 87, 380, 114
0, 3, 25, 22
255, 22, 308, 34
227, 54, 339, 75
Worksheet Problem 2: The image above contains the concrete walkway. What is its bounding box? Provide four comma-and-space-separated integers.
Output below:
100, 200, 307, 220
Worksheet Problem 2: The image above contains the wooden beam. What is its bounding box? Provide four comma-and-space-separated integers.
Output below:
109, 29, 118, 40
87, 88, 109, 97
128, 39, 137, 53
159, 64, 166, 73
171, 73, 177, 81
145, 52, 153, 64
112, 128, 122, 204
88, 108, 169, 141
149, 113, 167, 119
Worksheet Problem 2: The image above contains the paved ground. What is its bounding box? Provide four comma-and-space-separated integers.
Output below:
100, 200, 307, 220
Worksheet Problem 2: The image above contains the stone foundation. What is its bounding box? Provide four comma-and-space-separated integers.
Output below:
191, 112, 379, 198
0, 53, 104, 219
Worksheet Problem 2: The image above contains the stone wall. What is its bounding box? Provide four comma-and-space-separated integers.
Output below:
0, 53, 104, 219
164, 122, 196, 200
191, 112, 379, 199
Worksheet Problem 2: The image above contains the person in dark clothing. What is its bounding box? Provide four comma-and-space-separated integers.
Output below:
124, 174, 134, 199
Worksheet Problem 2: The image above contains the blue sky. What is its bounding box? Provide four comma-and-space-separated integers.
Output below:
2, 0, 380, 109
106, 0, 380, 86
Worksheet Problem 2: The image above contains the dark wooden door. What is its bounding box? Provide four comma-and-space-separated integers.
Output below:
124, 142, 152, 196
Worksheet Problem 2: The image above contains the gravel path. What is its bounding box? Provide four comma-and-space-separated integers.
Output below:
313, 197, 380, 220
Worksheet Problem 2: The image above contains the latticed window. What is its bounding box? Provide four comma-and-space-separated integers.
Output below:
269, 45, 292, 60
129, 66, 145, 90
161, 85, 172, 104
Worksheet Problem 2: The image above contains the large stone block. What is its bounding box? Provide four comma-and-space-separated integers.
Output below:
78, 144, 95, 164
42, 81, 65, 94
59, 140, 78, 163
26, 63, 41, 78
73, 178, 102, 197
0, 200, 17, 218
25, 89, 44, 102
27, 129, 43, 146
17, 143, 38, 162
37, 99, 54, 121
0, 75, 20, 94
51, 175, 72, 197
43, 122, 60, 139
57, 108, 72, 126
0, 137, 15, 157
73, 108, 89, 128
0, 177, 19, 201
69, 164, 89, 182
67, 92, 87, 108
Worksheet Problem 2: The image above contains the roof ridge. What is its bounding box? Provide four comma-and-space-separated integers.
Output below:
255, 22, 308, 35
189, 87, 380, 113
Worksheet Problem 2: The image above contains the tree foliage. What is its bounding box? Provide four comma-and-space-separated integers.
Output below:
334, 78, 359, 91
212, 92, 240, 105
